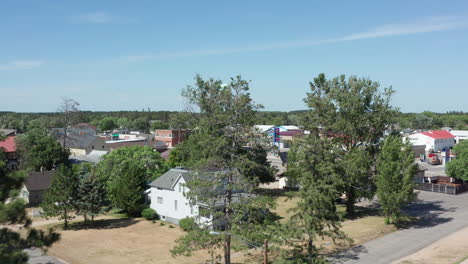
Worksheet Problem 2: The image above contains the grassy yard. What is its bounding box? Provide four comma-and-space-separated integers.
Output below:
29, 195, 397, 264
272, 195, 397, 253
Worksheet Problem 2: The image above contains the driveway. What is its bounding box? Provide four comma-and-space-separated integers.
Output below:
331, 191, 468, 264
26, 248, 65, 264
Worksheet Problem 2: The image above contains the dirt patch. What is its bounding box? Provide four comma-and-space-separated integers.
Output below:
46, 219, 215, 264
393, 226, 468, 264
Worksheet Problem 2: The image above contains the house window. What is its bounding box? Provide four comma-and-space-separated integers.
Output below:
157, 197, 163, 204
179, 184, 182, 192
174, 200, 178, 211
190, 206, 194, 214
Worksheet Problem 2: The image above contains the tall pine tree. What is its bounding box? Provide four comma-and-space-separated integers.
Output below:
279, 133, 349, 263
41, 165, 78, 229
171, 75, 276, 264
75, 164, 106, 226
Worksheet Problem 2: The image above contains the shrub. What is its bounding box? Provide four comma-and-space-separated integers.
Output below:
141, 208, 157, 220
169, 225, 174, 228
179, 217, 197, 232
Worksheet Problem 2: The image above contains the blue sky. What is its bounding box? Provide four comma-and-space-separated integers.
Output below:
1, 1, 468, 113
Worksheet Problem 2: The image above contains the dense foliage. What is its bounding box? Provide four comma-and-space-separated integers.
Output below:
304, 73, 397, 216
0, 159, 60, 263
171, 75, 276, 264
446, 140, 468, 181
15, 127, 69, 171
376, 135, 418, 224
96, 146, 167, 215
282, 135, 349, 263
141, 208, 157, 220
41, 165, 78, 229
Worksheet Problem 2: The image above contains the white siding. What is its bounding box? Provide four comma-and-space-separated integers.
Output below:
149, 177, 198, 223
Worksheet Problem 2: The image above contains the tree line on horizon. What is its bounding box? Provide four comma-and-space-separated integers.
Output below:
1, 109, 468, 134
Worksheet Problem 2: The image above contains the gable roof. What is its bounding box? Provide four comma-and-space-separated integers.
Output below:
25, 170, 55, 191
66, 134, 98, 149
149, 168, 190, 190
0, 129, 16, 137
0, 136, 16, 153
72, 123, 97, 130
421, 130, 455, 139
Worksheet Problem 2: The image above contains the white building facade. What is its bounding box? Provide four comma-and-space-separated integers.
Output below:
407, 130, 455, 152
148, 168, 200, 224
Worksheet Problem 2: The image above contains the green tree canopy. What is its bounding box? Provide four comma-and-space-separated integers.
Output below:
96, 146, 168, 215
304, 73, 397, 216
376, 135, 418, 224
171, 75, 276, 264
278, 135, 349, 263
98, 117, 118, 132
446, 140, 468, 181
41, 165, 78, 229
0, 161, 60, 263
15, 127, 69, 171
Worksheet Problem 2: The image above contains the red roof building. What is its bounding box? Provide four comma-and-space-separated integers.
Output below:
421, 130, 455, 139
0, 136, 16, 153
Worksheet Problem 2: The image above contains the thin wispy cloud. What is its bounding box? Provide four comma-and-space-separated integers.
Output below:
120, 16, 468, 62
76, 11, 113, 24
0, 60, 45, 71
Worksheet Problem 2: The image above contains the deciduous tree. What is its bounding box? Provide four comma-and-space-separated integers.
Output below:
16, 127, 69, 171
304, 73, 396, 216
446, 140, 468, 181
96, 146, 167, 215
376, 135, 417, 223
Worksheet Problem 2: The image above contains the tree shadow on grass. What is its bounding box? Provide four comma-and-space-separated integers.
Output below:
255, 188, 297, 197
67, 218, 139, 231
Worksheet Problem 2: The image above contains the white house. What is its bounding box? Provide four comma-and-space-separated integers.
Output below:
407, 130, 455, 152
148, 168, 199, 224
148, 168, 247, 227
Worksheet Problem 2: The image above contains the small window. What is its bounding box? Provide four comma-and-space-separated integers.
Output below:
179, 184, 182, 192
157, 197, 163, 204
174, 200, 178, 211
190, 206, 194, 214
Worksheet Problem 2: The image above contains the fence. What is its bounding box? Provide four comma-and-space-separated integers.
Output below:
415, 183, 468, 195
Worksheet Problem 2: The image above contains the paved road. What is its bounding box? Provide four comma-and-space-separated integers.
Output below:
25, 248, 65, 264
331, 191, 468, 264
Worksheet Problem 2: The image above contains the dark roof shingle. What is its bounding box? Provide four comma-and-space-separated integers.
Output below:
25, 170, 55, 191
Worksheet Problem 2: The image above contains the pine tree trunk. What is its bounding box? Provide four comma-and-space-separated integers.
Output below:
64, 208, 68, 229
307, 238, 314, 264
346, 187, 356, 217
224, 175, 232, 264
84, 213, 87, 227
